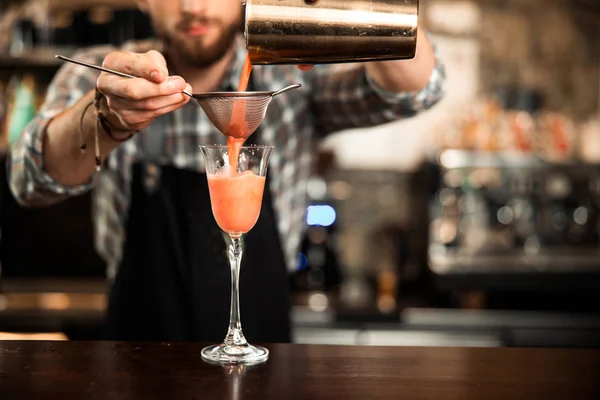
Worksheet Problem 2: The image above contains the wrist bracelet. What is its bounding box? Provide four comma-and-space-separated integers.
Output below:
96, 112, 135, 142
94, 89, 136, 142
78, 89, 137, 172
79, 100, 95, 152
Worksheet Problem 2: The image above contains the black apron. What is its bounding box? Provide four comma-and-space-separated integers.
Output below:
104, 131, 292, 343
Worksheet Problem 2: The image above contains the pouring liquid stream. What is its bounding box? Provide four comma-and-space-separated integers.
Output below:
227, 55, 253, 173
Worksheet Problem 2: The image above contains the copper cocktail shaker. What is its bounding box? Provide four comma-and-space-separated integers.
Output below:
243, 0, 419, 65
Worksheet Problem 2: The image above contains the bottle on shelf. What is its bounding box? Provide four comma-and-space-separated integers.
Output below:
5, 74, 38, 147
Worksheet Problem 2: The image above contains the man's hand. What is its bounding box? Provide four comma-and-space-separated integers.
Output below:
96, 50, 192, 132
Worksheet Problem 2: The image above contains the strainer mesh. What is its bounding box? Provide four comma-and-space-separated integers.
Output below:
195, 95, 273, 138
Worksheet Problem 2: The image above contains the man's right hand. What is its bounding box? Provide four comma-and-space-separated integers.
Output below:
96, 50, 192, 132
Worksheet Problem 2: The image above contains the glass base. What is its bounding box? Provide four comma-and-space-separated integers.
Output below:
201, 343, 269, 365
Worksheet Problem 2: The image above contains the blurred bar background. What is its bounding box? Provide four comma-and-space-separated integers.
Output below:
1, 0, 599, 348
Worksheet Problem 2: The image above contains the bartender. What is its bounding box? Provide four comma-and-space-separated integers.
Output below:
7, 0, 445, 342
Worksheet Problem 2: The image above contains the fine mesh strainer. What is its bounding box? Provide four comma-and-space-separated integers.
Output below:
55, 54, 301, 139
191, 84, 301, 138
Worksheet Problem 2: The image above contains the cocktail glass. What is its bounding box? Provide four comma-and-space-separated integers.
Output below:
199, 144, 274, 365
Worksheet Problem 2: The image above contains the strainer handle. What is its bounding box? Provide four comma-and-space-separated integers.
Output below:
270, 83, 302, 97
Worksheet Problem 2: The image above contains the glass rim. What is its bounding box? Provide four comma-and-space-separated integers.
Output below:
199, 144, 274, 150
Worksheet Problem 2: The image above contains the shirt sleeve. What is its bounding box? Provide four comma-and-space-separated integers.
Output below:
6, 49, 105, 207
309, 34, 445, 136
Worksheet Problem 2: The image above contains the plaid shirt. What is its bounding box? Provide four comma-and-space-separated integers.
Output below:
8, 37, 445, 279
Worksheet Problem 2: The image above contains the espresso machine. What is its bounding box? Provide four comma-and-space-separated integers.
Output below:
427, 91, 600, 312
429, 151, 600, 273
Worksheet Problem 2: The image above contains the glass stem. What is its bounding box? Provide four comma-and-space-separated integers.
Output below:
224, 235, 248, 347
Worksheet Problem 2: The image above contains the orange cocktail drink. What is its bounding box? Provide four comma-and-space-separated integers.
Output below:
199, 144, 273, 366
207, 170, 265, 237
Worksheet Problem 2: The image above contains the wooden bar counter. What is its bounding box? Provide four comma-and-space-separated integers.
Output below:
1, 341, 599, 399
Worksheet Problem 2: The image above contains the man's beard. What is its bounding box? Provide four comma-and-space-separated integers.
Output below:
155, 18, 241, 68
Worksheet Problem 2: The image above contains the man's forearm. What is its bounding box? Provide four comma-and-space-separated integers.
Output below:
365, 28, 436, 93
43, 90, 122, 187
